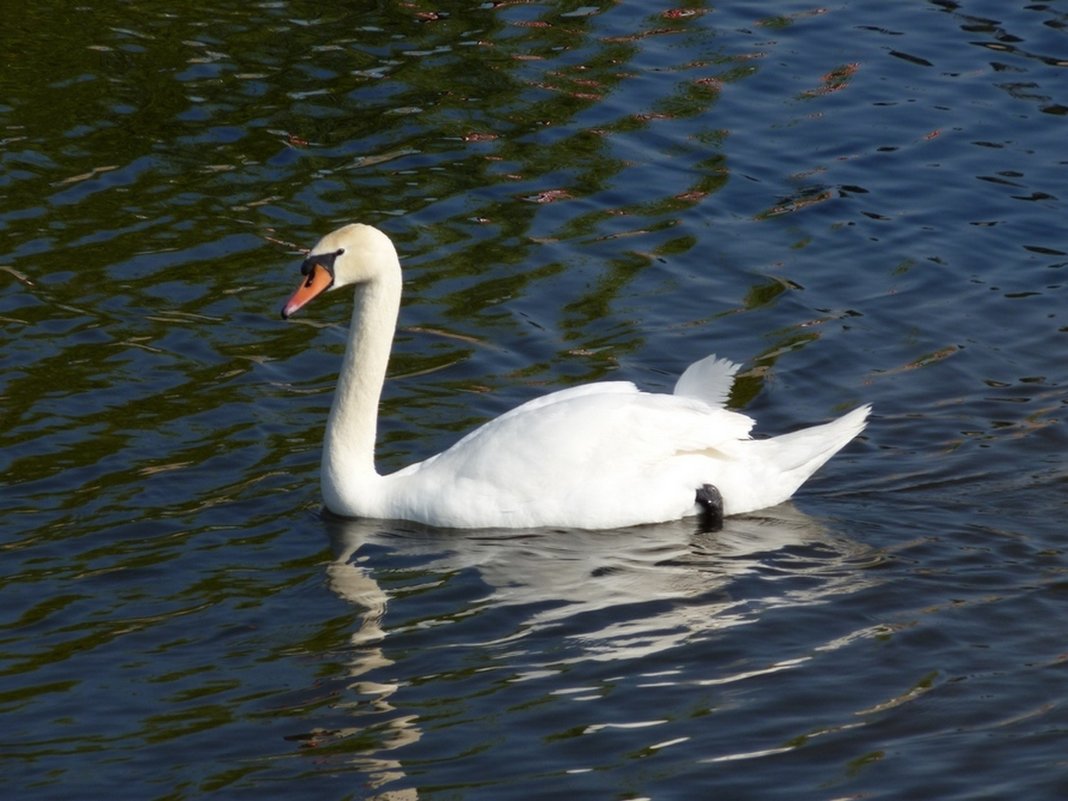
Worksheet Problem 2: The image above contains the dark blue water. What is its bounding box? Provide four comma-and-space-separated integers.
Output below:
3, 2, 1067, 799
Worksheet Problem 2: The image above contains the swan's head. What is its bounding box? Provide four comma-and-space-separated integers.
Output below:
281, 223, 398, 319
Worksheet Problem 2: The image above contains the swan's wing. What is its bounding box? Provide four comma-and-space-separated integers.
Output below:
442, 382, 752, 469
673, 354, 740, 407
398, 389, 755, 491
388, 389, 757, 528
387, 380, 642, 479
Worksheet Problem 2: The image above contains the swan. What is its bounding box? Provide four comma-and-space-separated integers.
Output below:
281, 223, 870, 530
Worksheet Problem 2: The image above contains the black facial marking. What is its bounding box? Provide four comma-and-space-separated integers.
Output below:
300, 248, 345, 278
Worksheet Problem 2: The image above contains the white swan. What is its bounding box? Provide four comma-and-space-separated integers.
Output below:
282, 223, 870, 530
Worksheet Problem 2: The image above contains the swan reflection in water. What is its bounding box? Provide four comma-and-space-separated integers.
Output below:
310, 505, 878, 799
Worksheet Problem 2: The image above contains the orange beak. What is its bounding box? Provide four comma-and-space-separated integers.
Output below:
281, 262, 333, 319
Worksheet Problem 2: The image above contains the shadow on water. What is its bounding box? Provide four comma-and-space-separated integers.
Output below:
312, 506, 881, 798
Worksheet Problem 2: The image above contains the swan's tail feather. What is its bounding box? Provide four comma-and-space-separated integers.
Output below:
721, 404, 870, 515
763, 403, 870, 481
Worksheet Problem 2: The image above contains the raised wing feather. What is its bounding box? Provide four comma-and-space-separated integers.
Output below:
673, 354, 740, 407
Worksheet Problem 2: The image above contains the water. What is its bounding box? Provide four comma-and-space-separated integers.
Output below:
3, 1, 1067, 798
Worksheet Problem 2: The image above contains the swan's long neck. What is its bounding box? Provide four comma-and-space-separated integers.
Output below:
321, 266, 401, 514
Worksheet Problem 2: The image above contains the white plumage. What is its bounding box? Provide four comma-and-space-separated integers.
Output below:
282, 223, 869, 530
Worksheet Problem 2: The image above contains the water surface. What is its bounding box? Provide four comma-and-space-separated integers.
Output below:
3, 2, 1068, 799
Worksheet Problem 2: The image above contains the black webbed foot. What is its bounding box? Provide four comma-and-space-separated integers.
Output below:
695, 483, 724, 533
